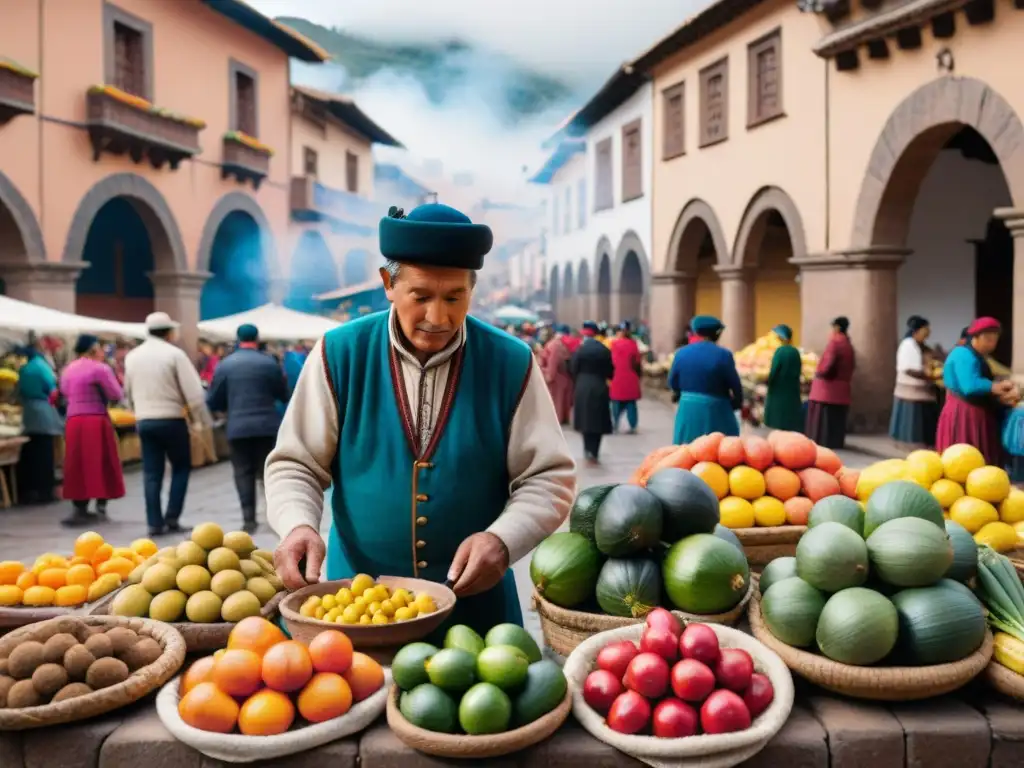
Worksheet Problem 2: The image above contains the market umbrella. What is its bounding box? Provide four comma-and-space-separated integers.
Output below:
493, 305, 539, 326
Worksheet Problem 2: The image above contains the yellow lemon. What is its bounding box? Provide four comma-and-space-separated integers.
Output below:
73, 531, 105, 559
856, 459, 908, 501
905, 450, 944, 487
371, 612, 389, 625
22, 585, 56, 606
692, 462, 730, 500
367, 601, 382, 615
321, 593, 336, 610
394, 606, 419, 621
728, 466, 766, 501
930, 478, 965, 509
359, 614, 372, 625
54, 584, 88, 607
390, 590, 410, 608
325, 607, 341, 622
373, 585, 391, 602
1000, 489, 1024, 524
130, 538, 158, 557
414, 594, 436, 615
341, 604, 363, 623
974, 521, 1019, 553
941, 444, 986, 483
299, 601, 317, 618
350, 573, 375, 596
949, 495, 1000, 533
752, 496, 786, 527
335, 588, 354, 607
379, 599, 396, 617
65, 564, 95, 587
0, 585, 22, 606
314, 606, 327, 620
719, 496, 755, 529
966, 465, 1011, 504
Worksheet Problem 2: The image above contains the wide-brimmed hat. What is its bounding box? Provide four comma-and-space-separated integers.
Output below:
145, 311, 179, 331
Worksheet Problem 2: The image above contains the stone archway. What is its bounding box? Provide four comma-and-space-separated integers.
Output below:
562, 262, 576, 328
197, 192, 278, 278
577, 257, 592, 323
595, 236, 613, 323
0, 169, 54, 306
667, 198, 729, 273
286, 230, 339, 313
733, 187, 807, 267
612, 231, 650, 325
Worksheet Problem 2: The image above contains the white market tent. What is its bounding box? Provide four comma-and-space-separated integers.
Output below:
0, 295, 147, 339
197, 304, 341, 343
493, 304, 539, 324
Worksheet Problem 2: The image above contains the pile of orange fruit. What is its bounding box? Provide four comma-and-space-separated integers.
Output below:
0, 531, 157, 608
178, 617, 385, 735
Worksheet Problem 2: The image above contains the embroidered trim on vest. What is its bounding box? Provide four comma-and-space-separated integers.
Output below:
387, 340, 466, 461
422, 343, 464, 462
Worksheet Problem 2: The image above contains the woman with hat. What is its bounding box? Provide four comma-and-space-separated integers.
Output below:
889, 315, 939, 446
763, 324, 804, 431
936, 317, 1019, 464
58, 335, 125, 526
667, 315, 742, 444
571, 321, 615, 463
14, 342, 63, 504
806, 316, 856, 449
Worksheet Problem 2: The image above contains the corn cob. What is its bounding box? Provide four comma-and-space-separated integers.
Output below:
994, 632, 1024, 675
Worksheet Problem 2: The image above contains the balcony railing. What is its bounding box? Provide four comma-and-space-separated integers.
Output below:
0, 62, 36, 125
289, 175, 378, 235
222, 132, 272, 190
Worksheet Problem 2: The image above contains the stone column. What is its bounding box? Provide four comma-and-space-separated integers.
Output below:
716, 266, 755, 352
576, 289, 591, 326
649, 271, 696, 355
995, 208, 1024, 384
0, 261, 86, 313
791, 248, 907, 434
149, 271, 211, 358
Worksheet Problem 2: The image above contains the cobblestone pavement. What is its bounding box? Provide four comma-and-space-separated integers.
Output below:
0, 398, 875, 642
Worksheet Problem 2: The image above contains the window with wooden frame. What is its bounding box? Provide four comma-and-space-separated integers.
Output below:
345, 151, 359, 193
104, 4, 152, 101
622, 119, 643, 202
229, 60, 259, 138
748, 29, 783, 128
662, 82, 685, 160
699, 58, 729, 148
303, 147, 318, 178
594, 138, 613, 211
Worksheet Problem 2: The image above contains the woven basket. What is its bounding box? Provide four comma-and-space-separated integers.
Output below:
984, 659, 1024, 701
386, 682, 571, 759
91, 590, 283, 653
0, 607, 73, 632
733, 526, 805, 566
748, 591, 993, 701
534, 581, 755, 657
0, 615, 186, 730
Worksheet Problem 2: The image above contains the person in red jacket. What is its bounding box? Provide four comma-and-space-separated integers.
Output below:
805, 316, 856, 449
609, 321, 643, 433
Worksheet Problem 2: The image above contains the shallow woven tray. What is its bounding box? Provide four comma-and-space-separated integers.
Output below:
386, 682, 571, 759
90, 590, 283, 653
733, 526, 806, 566
0, 614, 186, 730
984, 659, 1024, 701
748, 590, 993, 701
533, 581, 754, 657
0, 607, 73, 631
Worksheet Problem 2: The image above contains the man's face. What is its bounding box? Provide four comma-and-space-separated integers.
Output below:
382, 264, 473, 355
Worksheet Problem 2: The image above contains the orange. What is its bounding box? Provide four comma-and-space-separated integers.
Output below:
97, 557, 134, 579
228, 616, 286, 657
342, 652, 384, 702
0, 561, 24, 586
22, 585, 55, 606
69, 556, 92, 567
261, 640, 313, 693
37, 568, 68, 589
66, 564, 96, 586
297, 672, 352, 723
178, 681, 239, 734
180, 656, 217, 697
74, 531, 105, 559
211, 649, 264, 698
54, 584, 88, 607
15, 572, 36, 590
90, 543, 114, 566
308, 630, 353, 675
238, 689, 294, 736
691, 461, 729, 500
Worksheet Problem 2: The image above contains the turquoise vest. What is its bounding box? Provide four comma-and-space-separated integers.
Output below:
321, 311, 532, 637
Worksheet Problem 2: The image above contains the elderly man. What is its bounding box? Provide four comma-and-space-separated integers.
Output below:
266, 204, 576, 634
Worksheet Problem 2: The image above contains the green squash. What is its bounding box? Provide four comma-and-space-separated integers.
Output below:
759, 556, 798, 595
646, 468, 720, 541
512, 660, 567, 727
863, 480, 944, 537
762, 577, 826, 647
890, 584, 987, 665
595, 558, 661, 618
529, 532, 601, 608
816, 587, 899, 665
935, 577, 983, 608
714, 524, 744, 554
943, 520, 978, 583
593, 485, 664, 557
569, 484, 618, 542
662, 533, 750, 614
808, 495, 865, 536
866, 517, 952, 587
796, 522, 869, 593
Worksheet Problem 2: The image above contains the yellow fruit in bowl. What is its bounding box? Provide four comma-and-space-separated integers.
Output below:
966, 465, 1011, 504
371, 612, 389, 625
930, 478, 965, 509
335, 588, 354, 607
906, 450, 944, 487
974, 521, 1019, 553
321, 594, 336, 610
314, 606, 327, 620
22, 585, 55, 606
359, 614, 372, 625
692, 462, 729, 500
350, 573, 375, 596
949, 495, 1000, 533
74, 531, 105, 559
729, 466, 766, 501
131, 538, 158, 558
941, 444, 986, 483
719, 496, 755, 529
1001, 489, 1024, 524
752, 496, 787, 527
341, 604, 362, 624
0, 585, 22, 605
414, 594, 436, 615
394, 606, 418, 621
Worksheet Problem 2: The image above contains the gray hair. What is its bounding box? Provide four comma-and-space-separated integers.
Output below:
383, 259, 477, 287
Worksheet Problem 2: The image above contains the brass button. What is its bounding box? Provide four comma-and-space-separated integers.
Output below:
416, 516, 428, 526
416, 461, 434, 469
416, 494, 429, 502
416, 540, 426, 549
417, 560, 428, 569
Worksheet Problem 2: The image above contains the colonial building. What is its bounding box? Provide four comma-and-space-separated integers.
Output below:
624, 0, 1024, 431
0, 0, 326, 352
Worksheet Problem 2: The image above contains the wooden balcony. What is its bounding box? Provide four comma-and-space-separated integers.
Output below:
289, 175, 379, 236
0, 62, 36, 125
222, 133, 272, 190
85, 89, 202, 170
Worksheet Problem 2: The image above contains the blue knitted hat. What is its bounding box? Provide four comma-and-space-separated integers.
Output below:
379, 203, 493, 269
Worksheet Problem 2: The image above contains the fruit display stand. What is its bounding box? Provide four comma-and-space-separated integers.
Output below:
726, 527, 805, 568
984, 659, 1024, 702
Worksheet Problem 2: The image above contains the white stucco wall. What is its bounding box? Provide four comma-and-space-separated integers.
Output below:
543, 151, 590, 295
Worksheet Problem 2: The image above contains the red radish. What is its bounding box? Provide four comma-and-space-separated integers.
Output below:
701, 689, 751, 734
680, 623, 721, 666
714, 648, 754, 692
652, 698, 699, 738
624, 652, 671, 699
743, 673, 775, 718
640, 627, 680, 662
645, 607, 682, 637
606, 690, 652, 735
583, 669, 623, 714
597, 640, 640, 680
670, 658, 716, 702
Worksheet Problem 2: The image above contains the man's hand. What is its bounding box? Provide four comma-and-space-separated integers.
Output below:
274, 525, 326, 590
447, 532, 510, 598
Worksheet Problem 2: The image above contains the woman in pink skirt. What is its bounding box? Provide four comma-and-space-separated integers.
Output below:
58, 335, 126, 527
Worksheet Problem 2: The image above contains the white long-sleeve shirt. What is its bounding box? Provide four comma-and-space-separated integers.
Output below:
123, 337, 211, 425
266, 310, 577, 565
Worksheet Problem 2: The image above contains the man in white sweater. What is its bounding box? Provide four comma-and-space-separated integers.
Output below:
266, 203, 576, 635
